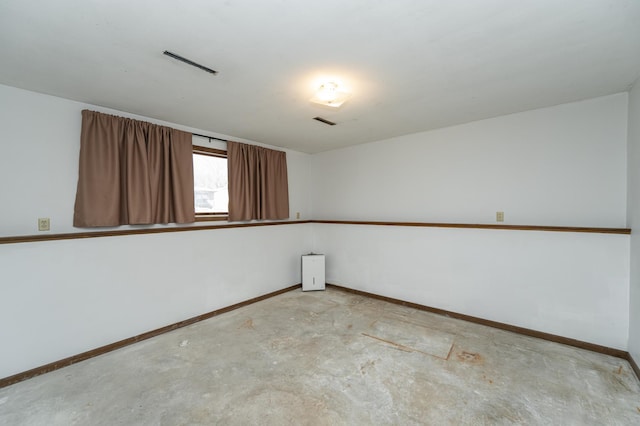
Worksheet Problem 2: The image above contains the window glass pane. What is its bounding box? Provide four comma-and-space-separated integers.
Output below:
193, 153, 228, 213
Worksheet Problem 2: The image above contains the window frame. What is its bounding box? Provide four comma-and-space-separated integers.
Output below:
193, 145, 229, 222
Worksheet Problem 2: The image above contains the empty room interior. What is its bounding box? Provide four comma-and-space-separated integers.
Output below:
2, 1, 640, 424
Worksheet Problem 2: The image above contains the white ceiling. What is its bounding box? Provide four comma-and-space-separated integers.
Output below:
1, 1, 640, 153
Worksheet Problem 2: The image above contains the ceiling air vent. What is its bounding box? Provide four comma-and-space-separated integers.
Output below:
163, 51, 218, 75
313, 117, 336, 126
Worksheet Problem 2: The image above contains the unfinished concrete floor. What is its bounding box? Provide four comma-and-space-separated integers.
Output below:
1, 287, 639, 425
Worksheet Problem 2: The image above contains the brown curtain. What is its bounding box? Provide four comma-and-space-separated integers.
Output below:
227, 141, 289, 221
73, 110, 195, 227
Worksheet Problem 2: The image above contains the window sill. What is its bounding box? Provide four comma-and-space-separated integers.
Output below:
195, 215, 228, 222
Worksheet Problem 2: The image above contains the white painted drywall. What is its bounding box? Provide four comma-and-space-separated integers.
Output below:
0, 224, 311, 378
313, 223, 629, 349
0, 84, 312, 237
311, 94, 628, 228
0, 84, 313, 378
310, 95, 630, 350
627, 79, 640, 363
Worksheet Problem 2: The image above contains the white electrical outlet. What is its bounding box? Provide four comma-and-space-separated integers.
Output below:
496, 211, 504, 222
296, 212, 301, 219
38, 217, 50, 231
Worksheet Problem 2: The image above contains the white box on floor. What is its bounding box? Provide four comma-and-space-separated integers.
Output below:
302, 254, 325, 291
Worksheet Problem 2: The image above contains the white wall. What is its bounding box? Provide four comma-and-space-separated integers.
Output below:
0, 224, 311, 378
314, 224, 629, 349
311, 94, 630, 349
628, 79, 640, 362
312, 94, 628, 227
0, 85, 312, 378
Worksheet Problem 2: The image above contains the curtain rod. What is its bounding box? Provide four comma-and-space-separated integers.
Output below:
192, 132, 229, 143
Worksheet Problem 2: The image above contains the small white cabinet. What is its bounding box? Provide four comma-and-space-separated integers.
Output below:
302, 254, 325, 291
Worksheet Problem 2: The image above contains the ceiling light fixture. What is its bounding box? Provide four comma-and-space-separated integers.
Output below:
310, 82, 349, 108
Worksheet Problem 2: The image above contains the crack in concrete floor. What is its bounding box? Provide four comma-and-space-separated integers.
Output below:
1, 288, 639, 425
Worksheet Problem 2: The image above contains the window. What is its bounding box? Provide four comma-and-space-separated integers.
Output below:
193, 146, 228, 220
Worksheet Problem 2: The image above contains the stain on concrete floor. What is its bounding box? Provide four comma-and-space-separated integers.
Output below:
1, 288, 639, 425
364, 318, 455, 359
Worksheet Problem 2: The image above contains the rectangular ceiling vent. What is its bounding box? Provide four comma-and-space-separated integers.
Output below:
313, 116, 336, 126
163, 51, 218, 75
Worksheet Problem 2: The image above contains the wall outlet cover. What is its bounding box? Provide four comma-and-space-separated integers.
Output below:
38, 218, 50, 231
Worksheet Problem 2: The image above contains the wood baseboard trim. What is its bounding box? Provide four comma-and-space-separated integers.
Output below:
0, 284, 301, 389
326, 284, 629, 360
628, 353, 640, 381
311, 220, 630, 235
